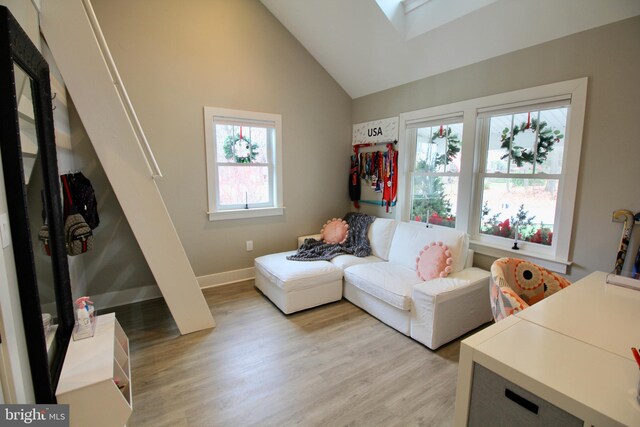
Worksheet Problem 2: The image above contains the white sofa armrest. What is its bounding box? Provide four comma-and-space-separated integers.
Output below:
465, 249, 475, 269
410, 267, 492, 349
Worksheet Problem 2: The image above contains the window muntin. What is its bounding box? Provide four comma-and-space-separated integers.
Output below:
215, 124, 269, 164
409, 120, 462, 228
478, 106, 568, 248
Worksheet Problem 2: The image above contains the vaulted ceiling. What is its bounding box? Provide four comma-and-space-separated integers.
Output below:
261, 0, 640, 98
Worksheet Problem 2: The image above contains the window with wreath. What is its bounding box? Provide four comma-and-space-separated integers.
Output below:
204, 107, 283, 221
401, 79, 586, 270
477, 104, 568, 247
408, 119, 463, 228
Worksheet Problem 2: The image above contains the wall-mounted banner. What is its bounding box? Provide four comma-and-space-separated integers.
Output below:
352, 117, 399, 145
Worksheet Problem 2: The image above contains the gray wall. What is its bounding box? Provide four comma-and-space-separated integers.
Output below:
91, 0, 353, 277
352, 16, 640, 282
65, 100, 157, 301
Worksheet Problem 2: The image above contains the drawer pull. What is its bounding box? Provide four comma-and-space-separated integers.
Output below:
505, 388, 539, 414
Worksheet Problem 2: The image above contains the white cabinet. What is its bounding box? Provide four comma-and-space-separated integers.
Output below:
56, 313, 132, 427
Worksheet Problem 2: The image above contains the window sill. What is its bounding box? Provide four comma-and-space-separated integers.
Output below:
469, 240, 572, 274
207, 207, 285, 221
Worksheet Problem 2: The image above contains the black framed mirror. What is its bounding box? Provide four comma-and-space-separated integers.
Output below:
0, 6, 74, 403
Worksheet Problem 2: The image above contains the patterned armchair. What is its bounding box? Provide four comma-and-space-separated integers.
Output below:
490, 257, 571, 322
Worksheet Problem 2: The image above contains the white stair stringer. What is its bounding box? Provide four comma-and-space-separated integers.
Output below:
39, 0, 215, 334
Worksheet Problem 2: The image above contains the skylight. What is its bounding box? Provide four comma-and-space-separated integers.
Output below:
402, 0, 431, 14
377, 0, 500, 40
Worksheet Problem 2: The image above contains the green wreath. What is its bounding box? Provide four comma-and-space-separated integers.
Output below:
500, 117, 563, 167
431, 127, 461, 168
223, 133, 259, 164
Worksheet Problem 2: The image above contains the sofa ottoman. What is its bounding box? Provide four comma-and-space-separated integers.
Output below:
254, 251, 343, 314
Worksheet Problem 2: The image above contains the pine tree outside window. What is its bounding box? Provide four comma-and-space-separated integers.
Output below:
408, 118, 463, 228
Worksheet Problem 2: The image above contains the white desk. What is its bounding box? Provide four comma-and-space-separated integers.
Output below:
454, 271, 640, 427
518, 271, 640, 361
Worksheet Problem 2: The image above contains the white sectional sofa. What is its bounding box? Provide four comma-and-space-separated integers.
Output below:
254, 218, 492, 350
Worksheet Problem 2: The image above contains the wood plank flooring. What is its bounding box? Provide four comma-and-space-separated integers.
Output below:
111, 280, 487, 426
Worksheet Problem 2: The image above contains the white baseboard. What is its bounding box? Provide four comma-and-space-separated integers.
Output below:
90, 284, 164, 310
197, 267, 255, 289
66, 268, 255, 312
42, 285, 165, 315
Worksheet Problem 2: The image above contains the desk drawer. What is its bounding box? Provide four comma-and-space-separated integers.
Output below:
468, 363, 582, 427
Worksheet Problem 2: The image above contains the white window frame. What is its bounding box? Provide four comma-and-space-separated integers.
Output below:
204, 107, 284, 221
473, 100, 570, 258
398, 78, 587, 272
406, 115, 464, 227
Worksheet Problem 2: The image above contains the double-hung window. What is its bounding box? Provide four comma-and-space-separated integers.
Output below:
408, 118, 463, 228
476, 103, 569, 252
204, 107, 283, 221
400, 78, 587, 272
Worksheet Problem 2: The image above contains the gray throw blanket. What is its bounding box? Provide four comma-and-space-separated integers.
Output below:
287, 212, 376, 261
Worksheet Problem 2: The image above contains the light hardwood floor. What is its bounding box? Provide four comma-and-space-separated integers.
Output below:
111, 280, 487, 426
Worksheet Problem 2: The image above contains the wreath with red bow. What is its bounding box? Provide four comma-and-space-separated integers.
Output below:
223, 133, 259, 164
500, 114, 563, 167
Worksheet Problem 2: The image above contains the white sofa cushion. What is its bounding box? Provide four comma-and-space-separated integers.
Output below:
388, 223, 469, 274
331, 254, 382, 270
414, 267, 490, 299
367, 218, 397, 261
344, 262, 424, 311
254, 251, 343, 291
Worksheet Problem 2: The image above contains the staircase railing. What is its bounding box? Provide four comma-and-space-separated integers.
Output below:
80, 0, 162, 179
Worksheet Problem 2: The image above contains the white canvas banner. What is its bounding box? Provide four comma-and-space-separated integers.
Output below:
352, 117, 399, 145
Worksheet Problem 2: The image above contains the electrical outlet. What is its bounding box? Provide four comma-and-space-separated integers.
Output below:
246, 240, 253, 251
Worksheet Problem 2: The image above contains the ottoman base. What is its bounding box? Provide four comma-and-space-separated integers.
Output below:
254, 251, 343, 314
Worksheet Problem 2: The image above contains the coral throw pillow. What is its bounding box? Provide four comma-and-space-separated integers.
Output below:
416, 241, 453, 281
321, 218, 349, 244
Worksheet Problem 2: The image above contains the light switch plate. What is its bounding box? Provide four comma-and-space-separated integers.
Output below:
0, 213, 11, 249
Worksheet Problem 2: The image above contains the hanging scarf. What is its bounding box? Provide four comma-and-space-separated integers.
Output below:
381, 145, 397, 212
349, 154, 361, 208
